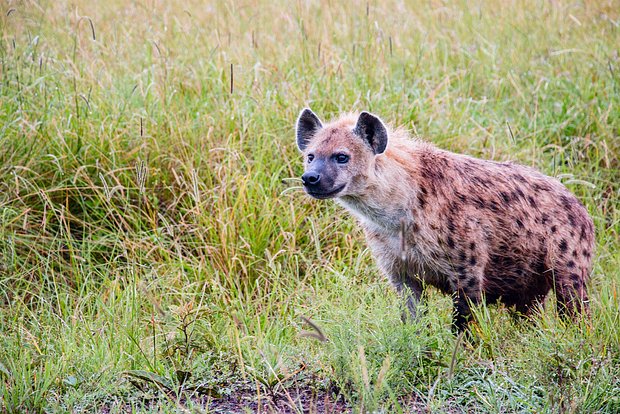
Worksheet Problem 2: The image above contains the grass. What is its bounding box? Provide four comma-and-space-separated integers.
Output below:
1, 0, 619, 412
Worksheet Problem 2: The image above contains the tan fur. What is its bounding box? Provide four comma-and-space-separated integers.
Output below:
299, 112, 595, 329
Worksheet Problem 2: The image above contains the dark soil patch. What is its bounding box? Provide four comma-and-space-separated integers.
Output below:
199, 386, 350, 413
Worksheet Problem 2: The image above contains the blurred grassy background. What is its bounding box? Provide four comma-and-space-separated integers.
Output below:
0, 0, 619, 412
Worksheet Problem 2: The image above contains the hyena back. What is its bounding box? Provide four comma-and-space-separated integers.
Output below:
296, 108, 594, 331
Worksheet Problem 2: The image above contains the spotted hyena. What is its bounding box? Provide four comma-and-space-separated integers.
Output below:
295, 108, 594, 331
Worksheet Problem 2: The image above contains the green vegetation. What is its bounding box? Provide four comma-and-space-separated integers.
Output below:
1, 0, 618, 412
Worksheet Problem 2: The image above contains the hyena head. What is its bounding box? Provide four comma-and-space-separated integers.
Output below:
295, 108, 388, 199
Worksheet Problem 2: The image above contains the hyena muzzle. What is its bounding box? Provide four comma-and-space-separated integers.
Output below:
295, 108, 594, 331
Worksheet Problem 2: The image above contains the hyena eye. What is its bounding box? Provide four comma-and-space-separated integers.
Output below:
335, 154, 349, 164
307, 154, 314, 163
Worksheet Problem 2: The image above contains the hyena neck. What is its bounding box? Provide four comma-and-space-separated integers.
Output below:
338, 140, 425, 233
338, 161, 414, 234
337, 195, 407, 233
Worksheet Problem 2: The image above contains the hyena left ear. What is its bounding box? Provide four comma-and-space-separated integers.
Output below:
296, 108, 323, 151
354, 111, 388, 154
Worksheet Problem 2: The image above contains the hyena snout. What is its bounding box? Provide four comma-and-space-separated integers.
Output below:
300, 159, 345, 199
301, 171, 321, 186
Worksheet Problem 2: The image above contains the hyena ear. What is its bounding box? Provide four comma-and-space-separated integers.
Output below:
353, 111, 388, 154
296, 108, 323, 151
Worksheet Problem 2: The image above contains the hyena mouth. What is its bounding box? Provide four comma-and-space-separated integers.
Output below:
306, 184, 346, 199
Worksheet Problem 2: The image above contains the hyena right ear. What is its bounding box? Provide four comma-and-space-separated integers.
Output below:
296, 108, 323, 151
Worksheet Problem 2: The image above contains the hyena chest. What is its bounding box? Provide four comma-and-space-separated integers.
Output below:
362, 219, 454, 292
340, 197, 455, 289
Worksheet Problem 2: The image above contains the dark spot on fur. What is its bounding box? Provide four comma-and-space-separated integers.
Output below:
469, 242, 476, 251
567, 260, 575, 268
559, 239, 568, 253
459, 250, 467, 261
551, 225, 557, 233
473, 196, 486, 209
488, 201, 500, 212
528, 196, 537, 208
541, 213, 549, 224
474, 176, 493, 187
456, 192, 467, 203
533, 182, 551, 192
467, 278, 477, 288
535, 256, 546, 275
469, 256, 477, 266
560, 195, 572, 210
411, 222, 420, 233
417, 192, 427, 209
516, 218, 524, 229
515, 267, 524, 276
498, 220, 510, 235
447, 236, 455, 249
583, 249, 590, 258
567, 213, 576, 226
569, 273, 580, 282
447, 219, 456, 233
572, 250, 578, 258
580, 225, 587, 241
515, 187, 525, 198
500, 192, 511, 204
456, 266, 466, 275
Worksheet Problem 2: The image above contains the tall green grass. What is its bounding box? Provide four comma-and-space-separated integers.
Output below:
1, 0, 619, 412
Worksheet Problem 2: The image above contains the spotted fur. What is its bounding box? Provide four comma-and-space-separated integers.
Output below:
296, 109, 595, 331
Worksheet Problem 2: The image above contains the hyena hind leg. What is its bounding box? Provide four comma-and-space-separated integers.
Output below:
513, 294, 548, 318
555, 269, 590, 319
452, 292, 478, 333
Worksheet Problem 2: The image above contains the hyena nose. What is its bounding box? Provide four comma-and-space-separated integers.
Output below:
301, 172, 320, 186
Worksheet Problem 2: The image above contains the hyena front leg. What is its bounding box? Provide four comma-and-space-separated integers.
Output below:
452, 268, 484, 332
453, 292, 476, 332
389, 255, 426, 322
393, 277, 423, 323
370, 235, 424, 322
